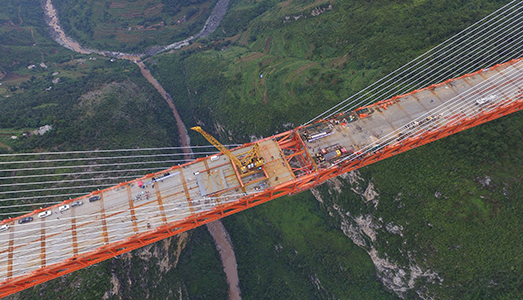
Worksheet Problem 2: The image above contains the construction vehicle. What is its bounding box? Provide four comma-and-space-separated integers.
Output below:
324, 149, 346, 161
319, 144, 341, 155
315, 145, 354, 163
301, 125, 334, 142
335, 111, 358, 124
305, 129, 334, 142
191, 126, 264, 174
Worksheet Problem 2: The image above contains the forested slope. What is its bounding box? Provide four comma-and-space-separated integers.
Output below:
0, 1, 230, 299
150, 0, 522, 298
1, 0, 522, 299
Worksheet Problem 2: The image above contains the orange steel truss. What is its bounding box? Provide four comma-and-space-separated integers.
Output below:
0, 65, 522, 298
276, 131, 316, 176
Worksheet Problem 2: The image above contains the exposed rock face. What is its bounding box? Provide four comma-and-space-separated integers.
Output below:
104, 233, 189, 300
312, 171, 442, 299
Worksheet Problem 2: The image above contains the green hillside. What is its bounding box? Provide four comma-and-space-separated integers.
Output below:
0, 0, 74, 75
151, 0, 513, 141
1, 0, 522, 299
51, 0, 217, 52
150, 0, 523, 298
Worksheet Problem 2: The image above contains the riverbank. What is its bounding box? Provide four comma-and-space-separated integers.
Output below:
41, 0, 241, 298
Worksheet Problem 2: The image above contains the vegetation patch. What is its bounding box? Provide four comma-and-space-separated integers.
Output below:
1, 0, 520, 298
224, 191, 399, 299
151, 0, 519, 298
52, 0, 217, 52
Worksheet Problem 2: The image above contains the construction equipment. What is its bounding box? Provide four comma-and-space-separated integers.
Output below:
191, 126, 264, 173
239, 143, 259, 165
315, 144, 354, 163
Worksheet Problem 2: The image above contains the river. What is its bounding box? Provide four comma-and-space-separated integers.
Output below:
41, 0, 241, 298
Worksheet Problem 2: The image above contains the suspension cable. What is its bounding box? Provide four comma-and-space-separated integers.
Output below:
0, 151, 221, 165
327, 10, 523, 119
334, 58, 523, 165
304, 0, 522, 124
324, 4, 523, 121
0, 144, 241, 157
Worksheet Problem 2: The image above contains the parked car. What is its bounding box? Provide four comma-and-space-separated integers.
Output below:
18, 217, 33, 224
89, 196, 101, 202
71, 200, 83, 207
0, 224, 9, 232
38, 210, 52, 218
58, 204, 70, 212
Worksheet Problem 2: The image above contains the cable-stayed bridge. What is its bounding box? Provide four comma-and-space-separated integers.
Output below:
0, 0, 522, 297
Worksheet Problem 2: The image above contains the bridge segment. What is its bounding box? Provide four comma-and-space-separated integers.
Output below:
0, 57, 522, 297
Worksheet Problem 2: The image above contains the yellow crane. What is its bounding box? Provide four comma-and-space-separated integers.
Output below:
191, 126, 264, 173
239, 143, 259, 165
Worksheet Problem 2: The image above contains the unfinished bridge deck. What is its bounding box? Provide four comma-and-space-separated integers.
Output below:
0, 57, 522, 297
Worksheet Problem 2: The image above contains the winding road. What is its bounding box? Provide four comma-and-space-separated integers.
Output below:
41, 0, 241, 298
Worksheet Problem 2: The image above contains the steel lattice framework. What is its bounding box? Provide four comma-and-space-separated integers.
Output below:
0, 56, 522, 298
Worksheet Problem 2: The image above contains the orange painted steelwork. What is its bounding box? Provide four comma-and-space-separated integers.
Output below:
0, 60, 522, 297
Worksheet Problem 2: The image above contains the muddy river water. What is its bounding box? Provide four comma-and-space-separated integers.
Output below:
42, 0, 240, 298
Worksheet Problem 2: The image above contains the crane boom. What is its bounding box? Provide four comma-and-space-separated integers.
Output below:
190, 126, 243, 169
239, 143, 259, 165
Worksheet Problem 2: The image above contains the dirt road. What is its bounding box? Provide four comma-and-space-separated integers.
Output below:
43, 0, 141, 60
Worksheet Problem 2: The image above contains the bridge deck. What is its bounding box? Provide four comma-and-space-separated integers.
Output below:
0, 58, 522, 293
300, 59, 523, 164
0, 139, 294, 281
